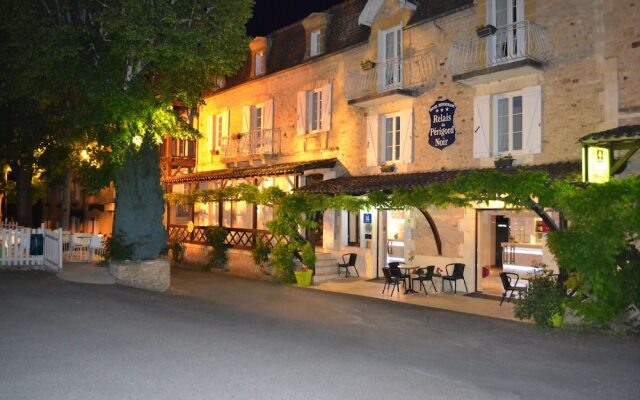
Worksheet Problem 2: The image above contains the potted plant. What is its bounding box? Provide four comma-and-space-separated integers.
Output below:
169, 237, 186, 266
476, 24, 497, 38
294, 242, 315, 287
380, 162, 396, 173
361, 59, 376, 71
494, 153, 514, 168
514, 266, 565, 328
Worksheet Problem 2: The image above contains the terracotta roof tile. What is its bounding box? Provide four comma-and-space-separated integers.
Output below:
162, 158, 338, 184
297, 161, 582, 195
578, 125, 640, 146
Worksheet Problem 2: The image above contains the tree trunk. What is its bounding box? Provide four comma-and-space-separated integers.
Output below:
60, 174, 71, 230
14, 163, 33, 227
113, 139, 167, 260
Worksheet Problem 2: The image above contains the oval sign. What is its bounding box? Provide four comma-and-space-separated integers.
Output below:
428, 99, 456, 150
187, 221, 194, 233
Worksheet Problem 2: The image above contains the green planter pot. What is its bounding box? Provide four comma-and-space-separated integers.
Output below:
294, 269, 313, 287
550, 312, 563, 328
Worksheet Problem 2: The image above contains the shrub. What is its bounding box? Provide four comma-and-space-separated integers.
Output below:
104, 231, 135, 261
251, 237, 271, 275
514, 268, 565, 328
204, 226, 229, 270
270, 242, 296, 283
169, 238, 185, 264
300, 242, 315, 270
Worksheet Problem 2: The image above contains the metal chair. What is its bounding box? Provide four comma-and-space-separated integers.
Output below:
337, 253, 359, 278
388, 262, 409, 293
412, 265, 438, 295
441, 263, 468, 294
382, 267, 405, 296
499, 272, 527, 306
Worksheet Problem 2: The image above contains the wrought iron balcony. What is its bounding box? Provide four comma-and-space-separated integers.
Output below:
345, 48, 439, 104
448, 20, 550, 82
220, 128, 282, 158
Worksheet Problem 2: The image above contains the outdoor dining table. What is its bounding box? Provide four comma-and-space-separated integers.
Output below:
399, 265, 419, 294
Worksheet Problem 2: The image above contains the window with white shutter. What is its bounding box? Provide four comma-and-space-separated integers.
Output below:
297, 84, 332, 134
473, 85, 542, 159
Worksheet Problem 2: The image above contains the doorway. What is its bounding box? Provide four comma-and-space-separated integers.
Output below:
305, 174, 324, 248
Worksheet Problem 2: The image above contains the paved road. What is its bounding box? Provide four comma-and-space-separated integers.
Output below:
0, 271, 638, 400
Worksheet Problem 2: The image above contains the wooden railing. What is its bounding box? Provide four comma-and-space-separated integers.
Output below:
168, 224, 279, 250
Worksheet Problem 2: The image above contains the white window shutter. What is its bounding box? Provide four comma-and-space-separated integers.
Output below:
264, 98, 274, 130
221, 109, 229, 145
242, 105, 251, 133
321, 83, 332, 132
473, 95, 491, 158
297, 91, 307, 135
399, 108, 414, 164
207, 115, 215, 151
522, 85, 542, 155
366, 114, 379, 166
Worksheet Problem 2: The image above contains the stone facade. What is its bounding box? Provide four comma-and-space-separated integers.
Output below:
168, 0, 639, 288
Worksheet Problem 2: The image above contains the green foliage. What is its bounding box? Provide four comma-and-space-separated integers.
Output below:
301, 242, 316, 269
204, 226, 229, 270
547, 177, 640, 324
270, 242, 297, 283
170, 238, 186, 264
514, 269, 565, 328
104, 231, 135, 261
251, 238, 271, 275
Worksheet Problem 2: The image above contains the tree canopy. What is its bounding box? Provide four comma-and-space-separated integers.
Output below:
1, 0, 254, 256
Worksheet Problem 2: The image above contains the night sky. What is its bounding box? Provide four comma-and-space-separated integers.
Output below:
247, 0, 346, 36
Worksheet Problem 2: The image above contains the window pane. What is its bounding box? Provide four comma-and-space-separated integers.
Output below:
395, 116, 401, 160
512, 96, 522, 150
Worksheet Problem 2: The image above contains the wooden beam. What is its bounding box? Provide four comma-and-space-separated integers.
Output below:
417, 208, 442, 256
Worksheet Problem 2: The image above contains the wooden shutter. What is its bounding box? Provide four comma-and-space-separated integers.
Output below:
207, 115, 215, 152
522, 85, 542, 154
242, 105, 251, 133
221, 109, 229, 146
320, 83, 332, 132
366, 114, 379, 166
399, 108, 414, 164
264, 99, 274, 130
473, 95, 491, 158
297, 91, 307, 135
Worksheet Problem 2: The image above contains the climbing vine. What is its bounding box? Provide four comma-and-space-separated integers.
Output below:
165, 169, 640, 324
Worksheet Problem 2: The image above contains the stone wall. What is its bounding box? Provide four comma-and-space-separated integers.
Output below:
110, 259, 170, 292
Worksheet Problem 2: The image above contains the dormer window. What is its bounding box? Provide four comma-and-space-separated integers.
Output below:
249, 37, 268, 78
302, 13, 328, 60
310, 30, 321, 57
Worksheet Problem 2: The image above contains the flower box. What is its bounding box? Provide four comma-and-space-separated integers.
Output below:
476, 24, 497, 38
361, 60, 376, 71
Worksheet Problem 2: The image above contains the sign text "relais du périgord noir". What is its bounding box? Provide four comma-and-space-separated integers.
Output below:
428, 99, 456, 150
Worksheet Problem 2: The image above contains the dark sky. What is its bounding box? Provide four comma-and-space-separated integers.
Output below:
247, 0, 346, 36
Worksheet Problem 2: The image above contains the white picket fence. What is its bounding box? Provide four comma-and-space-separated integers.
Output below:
0, 220, 63, 272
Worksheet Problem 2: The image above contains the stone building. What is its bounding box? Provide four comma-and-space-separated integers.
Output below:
163, 0, 640, 289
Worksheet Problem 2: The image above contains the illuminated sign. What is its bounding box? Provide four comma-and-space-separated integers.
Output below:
583, 146, 610, 183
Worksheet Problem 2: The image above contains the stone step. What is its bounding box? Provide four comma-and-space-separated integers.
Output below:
312, 253, 339, 284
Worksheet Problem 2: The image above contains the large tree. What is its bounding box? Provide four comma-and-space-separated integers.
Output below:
1, 0, 252, 257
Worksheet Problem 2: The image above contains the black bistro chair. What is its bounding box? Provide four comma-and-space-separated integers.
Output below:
441, 263, 468, 294
382, 266, 406, 296
388, 262, 409, 292
499, 272, 527, 306
412, 265, 438, 295
337, 253, 359, 278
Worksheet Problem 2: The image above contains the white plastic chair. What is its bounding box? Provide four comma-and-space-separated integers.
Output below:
68, 234, 90, 261
88, 235, 104, 262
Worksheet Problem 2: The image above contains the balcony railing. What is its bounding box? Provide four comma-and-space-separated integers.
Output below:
160, 138, 196, 159
448, 20, 550, 78
220, 128, 282, 158
345, 48, 439, 101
